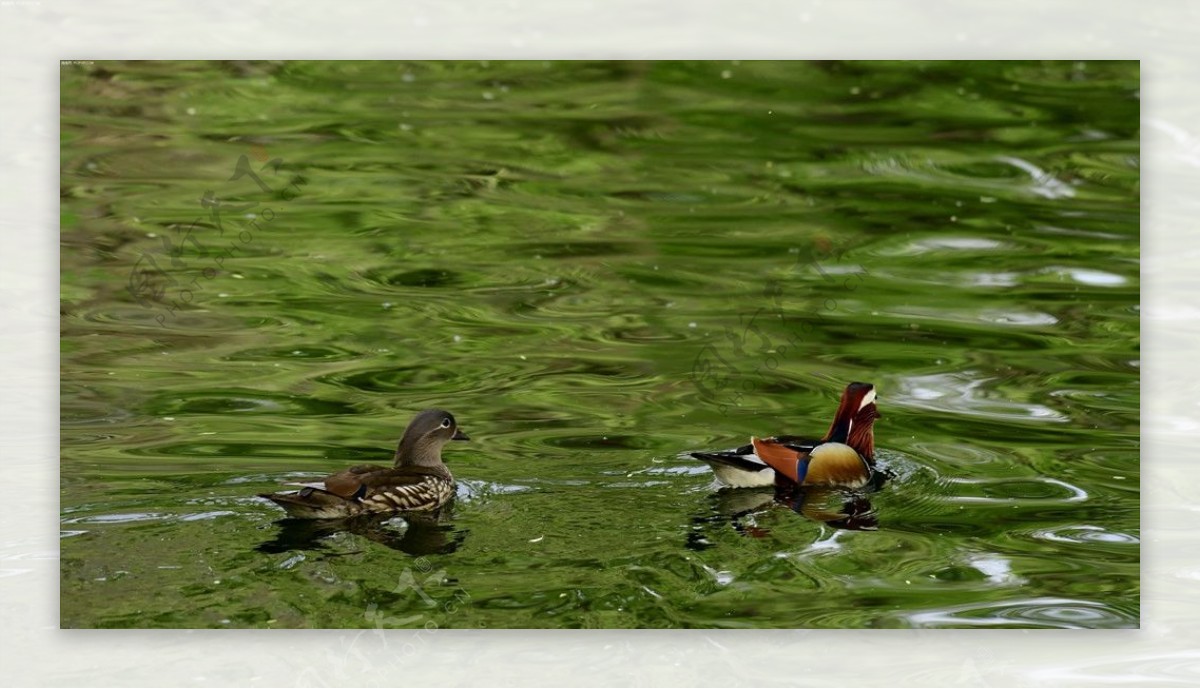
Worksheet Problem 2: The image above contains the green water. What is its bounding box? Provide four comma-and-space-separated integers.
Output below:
60, 60, 1139, 629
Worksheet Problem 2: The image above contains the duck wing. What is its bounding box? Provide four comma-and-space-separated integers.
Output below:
750, 436, 816, 484
284, 463, 391, 496
353, 466, 455, 512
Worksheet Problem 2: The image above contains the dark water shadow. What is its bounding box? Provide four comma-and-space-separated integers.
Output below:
257, 510, 467, 557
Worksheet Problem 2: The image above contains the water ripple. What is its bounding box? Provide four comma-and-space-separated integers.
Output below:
903, 596, 1133, 628
895, 372, 1069, 422
1032, 524, 1139, 545
936, 476, 1088, 506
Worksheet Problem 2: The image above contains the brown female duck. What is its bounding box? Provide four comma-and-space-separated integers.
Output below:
258, 409, 469, 519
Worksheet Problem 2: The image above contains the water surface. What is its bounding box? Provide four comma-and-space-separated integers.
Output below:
60, 60, 1139, 629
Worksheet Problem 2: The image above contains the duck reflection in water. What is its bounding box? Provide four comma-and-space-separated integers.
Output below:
257, 510, 466, 557
687, 483, 882, 551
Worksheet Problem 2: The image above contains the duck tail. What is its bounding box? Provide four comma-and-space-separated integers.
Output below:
689, 450, 776, 489
258, 487, 362, 520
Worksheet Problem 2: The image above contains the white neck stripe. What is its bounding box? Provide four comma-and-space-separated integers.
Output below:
858, 389, 876, 410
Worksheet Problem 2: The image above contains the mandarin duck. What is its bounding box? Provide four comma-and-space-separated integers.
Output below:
690, 382, 881, 490
258, 409, 469, 519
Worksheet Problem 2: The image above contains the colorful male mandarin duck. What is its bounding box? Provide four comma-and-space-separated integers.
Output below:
690, 382, 881, 490
258, 409, 469, 519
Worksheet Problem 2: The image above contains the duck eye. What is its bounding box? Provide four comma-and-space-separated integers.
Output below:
440, 418, 452, 428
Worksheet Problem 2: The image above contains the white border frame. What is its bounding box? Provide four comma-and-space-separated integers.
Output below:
6, 1, 1194, 685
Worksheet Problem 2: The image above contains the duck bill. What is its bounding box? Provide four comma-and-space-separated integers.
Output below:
452, 429, 471, 441
824, 382, 875, 443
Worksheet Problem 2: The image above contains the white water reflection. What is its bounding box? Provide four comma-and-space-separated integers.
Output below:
968, 553, 1025, 586
895, 371, 1069, 422
882, 306, 1056, 327
61, 510, 241, 524
1033, 525, 1139, 545
884, 236, 1007, 257
965, 271, 1020, 287
905, 596, 1130, 628
1049, 266, 1129, 287
995, 155, 1076, 199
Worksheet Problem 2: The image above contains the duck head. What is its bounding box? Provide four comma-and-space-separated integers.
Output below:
394, 409, 470, 467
